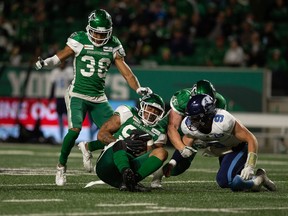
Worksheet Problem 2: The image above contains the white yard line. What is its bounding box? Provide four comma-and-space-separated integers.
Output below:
2, 199, 64, 203
1, 206, 288, 216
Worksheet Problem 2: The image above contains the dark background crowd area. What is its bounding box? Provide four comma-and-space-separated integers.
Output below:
1, 0, 288, 93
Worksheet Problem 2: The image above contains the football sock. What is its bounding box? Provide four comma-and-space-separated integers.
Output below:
113, 150, 130, 173
88, 140, 105, 151
136, 156, 163, 181
230, 175, 254, 191
59, 129, 79, 166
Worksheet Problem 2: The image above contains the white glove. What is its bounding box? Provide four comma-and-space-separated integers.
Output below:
136, 87, 153, 96
35, 57, 47, 70
240, 165, 254, 180
180, 146, 197, 158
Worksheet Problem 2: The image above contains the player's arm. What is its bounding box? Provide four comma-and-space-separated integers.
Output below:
167, 110, 186, 151
97, 114, 121, 145
35, 45, 74, 70
233, 119, 258, 179
114, 53, 152, 95
115, 53, 140, 91
233, 119, 258, 154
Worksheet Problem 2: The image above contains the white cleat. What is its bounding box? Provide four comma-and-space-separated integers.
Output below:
55, 165, 66, 186
78, 141, 93, 172
150, 168, 164, 189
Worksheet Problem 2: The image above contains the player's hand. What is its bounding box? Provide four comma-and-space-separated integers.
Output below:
136, 87, 153, 96
180, 146, 197, 158
240, 165, 254, 180
35, 57, 47, 70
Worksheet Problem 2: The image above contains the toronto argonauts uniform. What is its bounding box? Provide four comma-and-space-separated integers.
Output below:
181, 109, 242, 156
96, 105, 167, 188
181, 108, 248, 188
158, 88, 226, 134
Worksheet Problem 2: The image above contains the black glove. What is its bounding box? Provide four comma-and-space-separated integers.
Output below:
124, 129, 152, 155
128, 129, 152, 142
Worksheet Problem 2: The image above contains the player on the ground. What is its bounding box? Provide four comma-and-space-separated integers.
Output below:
180, 94, 276, 192
35, 9, 151, 186
151, 79, 226, 188
96, 93, 168, 192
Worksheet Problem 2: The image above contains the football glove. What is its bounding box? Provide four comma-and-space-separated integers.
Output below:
124, 129, 152, 155
128, 129, 152, 142
180, 146, 197, 158
35, 57, 46, 70
136, 87, 153, 96
240, 165, 254, 180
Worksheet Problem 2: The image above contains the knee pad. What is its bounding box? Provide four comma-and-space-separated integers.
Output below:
112, 140, 127, 152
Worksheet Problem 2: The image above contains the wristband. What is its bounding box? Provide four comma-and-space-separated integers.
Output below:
245, 152, 257, 168
44, 55, 61, 68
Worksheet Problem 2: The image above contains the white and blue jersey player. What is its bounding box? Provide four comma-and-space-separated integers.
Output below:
180, 94, 276, 192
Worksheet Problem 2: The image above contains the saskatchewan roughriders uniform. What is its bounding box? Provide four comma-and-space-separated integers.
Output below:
96, 105, 167, 188
65, 31, 125, 128
158, 88, 227, 130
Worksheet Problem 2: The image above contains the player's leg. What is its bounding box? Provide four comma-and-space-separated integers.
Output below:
216, 144, 275, 191
151, 149, 196, 188
95, 144, 122, 188
56, 96, 86, 186
133, 147, 168, 182
78, 101, 113, 172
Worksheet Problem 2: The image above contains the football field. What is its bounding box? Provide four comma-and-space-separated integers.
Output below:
0, 143, 287, 216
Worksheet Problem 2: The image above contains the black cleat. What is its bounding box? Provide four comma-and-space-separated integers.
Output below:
121, 168, 136, 192
134, 183, 152, 192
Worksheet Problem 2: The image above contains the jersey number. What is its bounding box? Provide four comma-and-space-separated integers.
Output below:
214, 114, 224, 123
80, 56, 111, 78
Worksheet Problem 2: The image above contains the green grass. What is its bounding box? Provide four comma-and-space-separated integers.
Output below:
0, 143, 287, 216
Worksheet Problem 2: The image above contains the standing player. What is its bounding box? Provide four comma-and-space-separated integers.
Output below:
96, 93, 168, 192
35, 9, 151, 186
181, 94, 276, 192
151, 79, 226, 188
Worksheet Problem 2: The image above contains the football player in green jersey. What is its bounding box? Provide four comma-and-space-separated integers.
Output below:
151, 79, 227, 188
96, 93, 168, 192
35, 9, 152, 186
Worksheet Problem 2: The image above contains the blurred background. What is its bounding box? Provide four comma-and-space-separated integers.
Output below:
0, 0, 287, 152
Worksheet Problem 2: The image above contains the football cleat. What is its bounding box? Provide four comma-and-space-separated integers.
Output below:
150, 168, 164, 189
134, 183, 151, 192
55, 165, 66, 186
255, 168, 276, 191
78, 142, 93, 172
121, 168, 136, 192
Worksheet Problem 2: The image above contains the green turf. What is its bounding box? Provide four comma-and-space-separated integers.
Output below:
0, 143, 287, 216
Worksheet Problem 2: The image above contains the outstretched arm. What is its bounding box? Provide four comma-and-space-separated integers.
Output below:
115, 53, 152, 95
35, 45, 74, 70
115, 54, 140, 91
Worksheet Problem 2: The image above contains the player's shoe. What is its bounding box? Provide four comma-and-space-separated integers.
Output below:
134, 183, 151, 192
120, 168, 136, 192
255, 168, 276, 191
150, 168, 164, 189
78, 142, 93, 172
55, 165, 66, 186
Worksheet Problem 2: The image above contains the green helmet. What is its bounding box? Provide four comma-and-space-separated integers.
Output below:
191, 80, 216, 99
86, 9, 113, 47
138, 93, 165, 126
